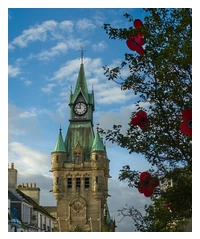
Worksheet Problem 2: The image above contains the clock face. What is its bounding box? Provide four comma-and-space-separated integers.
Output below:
74, 102, 87, 115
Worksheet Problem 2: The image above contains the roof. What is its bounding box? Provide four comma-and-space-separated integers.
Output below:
53, 128, 66, 152
91, 130, 105, 151
104, 203, 112, 224
65, 122, 94, 162
8, 190, 31, 205
72, 63, 89, 103
16, 189, 56, 220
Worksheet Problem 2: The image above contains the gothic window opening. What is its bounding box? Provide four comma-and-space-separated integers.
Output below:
76, 178, 81, 189
67, 178, 72, 189
95, 176, 98, 183
85, 177, 90, 189
74, 153, 81, 164
56, 177, 59, 184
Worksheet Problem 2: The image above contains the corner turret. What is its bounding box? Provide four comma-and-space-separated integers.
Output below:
53, 127, 66, 152
51, 127, 67, 201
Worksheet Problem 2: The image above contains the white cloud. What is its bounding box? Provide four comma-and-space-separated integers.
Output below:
33, 38, 86, 61
8, 104, 54, 141
92, 41, 108, 52
19, 107, 37, 118
9, 18, 95, 50
23, 79, 32, 86
59, 20, 74, 32
56, 101, 69, 120
47, 57, 136, 106
49, 59, 80, 82
8, 141, 51, 176
96, 106, 132, 131
41, 83, 56, 93
36, 43, 68, 61
8, 43, 15, 50
95, 84, 135, 104
8, 65, 21, 77
76, 18, 96, 31
11, 20, 58, 48
127, 101, 151, 112
8, 104, 27, 138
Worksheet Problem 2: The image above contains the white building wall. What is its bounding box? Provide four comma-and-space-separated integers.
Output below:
37, 212, 54, 232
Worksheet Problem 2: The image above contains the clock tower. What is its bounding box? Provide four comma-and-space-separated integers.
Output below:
50, 58, 116, 232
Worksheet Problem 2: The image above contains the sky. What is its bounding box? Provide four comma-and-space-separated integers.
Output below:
4, 0, 197, 236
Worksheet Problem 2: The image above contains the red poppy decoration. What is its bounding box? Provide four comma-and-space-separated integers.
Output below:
126, 19, 145, 55
180, 109, 192, 136
131, 110, 150, 130
138, 172, 159, 197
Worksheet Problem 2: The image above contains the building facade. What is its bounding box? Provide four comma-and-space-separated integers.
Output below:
50, 61, 115, 232
8, 164, 55, 232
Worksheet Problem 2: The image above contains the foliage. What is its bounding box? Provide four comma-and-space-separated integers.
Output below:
101, 8, 192, 231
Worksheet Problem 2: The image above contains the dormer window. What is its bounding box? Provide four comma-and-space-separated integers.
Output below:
72, 142, 84, 164
74, 153, 81, 164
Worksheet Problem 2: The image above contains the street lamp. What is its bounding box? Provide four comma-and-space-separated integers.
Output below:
9, 208, 22, 232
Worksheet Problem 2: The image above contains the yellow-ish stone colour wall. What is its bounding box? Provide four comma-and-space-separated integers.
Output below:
50, 149, 113, 232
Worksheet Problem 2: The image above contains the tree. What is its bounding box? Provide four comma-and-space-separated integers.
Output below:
101, 8, 192, 231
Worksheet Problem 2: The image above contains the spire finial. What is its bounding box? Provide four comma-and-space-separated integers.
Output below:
96, 122, 100, 131
59, 124, 62, 133
79, 44, 85, 64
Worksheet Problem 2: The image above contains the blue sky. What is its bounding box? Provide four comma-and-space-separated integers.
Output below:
5, 2, 197, 234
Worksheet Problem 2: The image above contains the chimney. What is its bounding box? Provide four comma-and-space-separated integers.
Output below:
11, 163, 14, 169
18, 182, 41, 205
8, 163, 18, 191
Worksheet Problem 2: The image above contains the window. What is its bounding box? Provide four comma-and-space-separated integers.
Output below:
76, 178, 81, 189
56, 177, 59, 184
40, 214, 42, 230
49, 220, 51, 232
95, 176, 98, 183
74, 153, 81, 163
95, 155, 98, 160
67, 178, 72, 189
43, 217, 46, 231
43, 223, 46, 231
56, 156, 59, 162
85, 178, 90, 189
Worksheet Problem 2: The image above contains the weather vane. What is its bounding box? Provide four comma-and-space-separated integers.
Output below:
79, 44, 86, 64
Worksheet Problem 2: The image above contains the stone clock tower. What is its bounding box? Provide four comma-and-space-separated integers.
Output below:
50, 58, 115, 232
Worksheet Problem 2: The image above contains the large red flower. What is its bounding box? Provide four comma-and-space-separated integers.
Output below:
131, 110, 150, 130
138, 172, 159, 197
126, 37, 145, 55
126, 19, 145, 56
180, 109, 192, 136
133, 19, 143, 28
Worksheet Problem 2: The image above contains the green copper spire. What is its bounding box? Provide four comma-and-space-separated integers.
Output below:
91, 130, 105, 151
53, 127, 66, 152
72, 63, 89, 102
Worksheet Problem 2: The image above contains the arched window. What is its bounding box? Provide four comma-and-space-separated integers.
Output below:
74, 153, 81, 163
